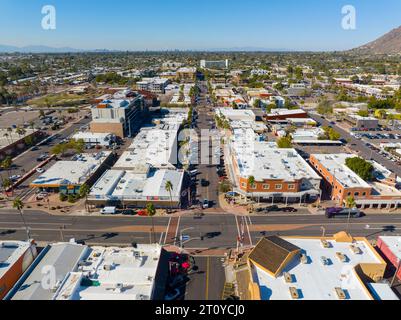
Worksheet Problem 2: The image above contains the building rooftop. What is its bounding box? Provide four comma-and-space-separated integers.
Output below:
230, 132, 321, 182
53, 244, 163, 300
31, 152, 111, 187
251, 236, 386, 300
94, 99, 131, 109
311, 154, 371, 189
267, 108, 307, 117
378, 236, 401, 260
0, 241, 34, 280
89, 169, 184, 202
10, 242, 90, 300
122, 129, 178, 169
216, 108, 256, 121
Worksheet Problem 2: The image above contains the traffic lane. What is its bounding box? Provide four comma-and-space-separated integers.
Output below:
249, 213, 401, 225
0, 210, 171, 228
179, 215, 239, 248
249, 222, 401, 242
185, 256, 225, 300
0, 227, 163, 245
310, 113, 401, 176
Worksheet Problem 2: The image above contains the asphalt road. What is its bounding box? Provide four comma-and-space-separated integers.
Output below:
184, 256, 226, 300
193, 82, 220, 209
1, 209, 401, 249
309, 112, 401, 177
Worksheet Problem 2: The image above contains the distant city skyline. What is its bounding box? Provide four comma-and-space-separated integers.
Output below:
1, 0, 401, 52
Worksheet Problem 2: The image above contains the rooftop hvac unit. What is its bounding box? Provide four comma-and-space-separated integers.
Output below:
103, 264, 113, 271
300, 253, 308, 264
134, 251, 141, 258
334, 287, 346, 300
320, 240, 331, 248
289, 287, 300, 300
336, 252, 348, 263
283, 272, 293, 283
320, 256, 329, 266
349, 245, 362, 255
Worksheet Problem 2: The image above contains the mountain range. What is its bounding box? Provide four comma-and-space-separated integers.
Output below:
353, 25, 401, 54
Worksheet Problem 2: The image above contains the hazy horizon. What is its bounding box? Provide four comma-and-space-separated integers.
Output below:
1, 0, 401, 52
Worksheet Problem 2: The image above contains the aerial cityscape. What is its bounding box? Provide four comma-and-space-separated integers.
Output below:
1, 0, 401, 310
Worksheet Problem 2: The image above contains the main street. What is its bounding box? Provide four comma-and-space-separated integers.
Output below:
1, 209, 400, 250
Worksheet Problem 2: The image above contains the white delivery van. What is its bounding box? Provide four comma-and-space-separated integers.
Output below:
100, 207, 117, 215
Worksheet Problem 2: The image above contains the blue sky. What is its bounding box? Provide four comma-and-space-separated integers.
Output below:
1, 0, 401, 51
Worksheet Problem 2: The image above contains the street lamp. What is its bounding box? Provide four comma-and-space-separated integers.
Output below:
320, 226, 326, 238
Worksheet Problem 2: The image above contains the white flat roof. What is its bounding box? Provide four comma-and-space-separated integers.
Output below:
122, 129, 178, 169
31, 152, 111, 187
0, 241, 32, 280
89, 169, 184, 202
216, 108, 256, 121
230, 132, 321, 182
378, 236, 401, 260
312, 154, 371, 189
268, 108, 306, 116
54, 244, 162, 300
253, 237, 383, 300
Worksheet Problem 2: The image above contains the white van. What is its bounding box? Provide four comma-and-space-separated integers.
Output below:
100, 207, 117, 215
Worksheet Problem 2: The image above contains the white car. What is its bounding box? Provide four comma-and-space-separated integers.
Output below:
36, 168, 45, 174
10, 175, 21, 181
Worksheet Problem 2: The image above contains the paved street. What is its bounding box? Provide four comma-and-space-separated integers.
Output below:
184, 256, 226, 300
1, 209, 401, 250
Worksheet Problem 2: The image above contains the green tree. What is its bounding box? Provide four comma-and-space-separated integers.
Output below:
165, 180, 174, 214
277, 136, 293, 148
13, 197, 31, 241
146, 203, 156, 243
345, 157, 374, 181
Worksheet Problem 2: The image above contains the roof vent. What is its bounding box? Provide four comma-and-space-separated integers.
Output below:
320, 240, 331, 248
334, 287, 347, 300
289, 287, 300, 299
336, 252, 348, 263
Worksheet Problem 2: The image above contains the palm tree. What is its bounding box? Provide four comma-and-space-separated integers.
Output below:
247, 176, 256, 207
146, 203, 156, 243
79, 183, 90, 212
165, 180, 174, 214
345, 196, 356, 234
13, 197, 31, 241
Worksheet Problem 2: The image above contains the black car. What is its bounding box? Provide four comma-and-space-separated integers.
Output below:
200, 179, 209, 187
281, 207, 297, 213
265, 205, 280, 212
121, 209, 136, 215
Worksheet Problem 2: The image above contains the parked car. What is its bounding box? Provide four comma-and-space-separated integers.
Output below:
264, 205, 280, 212
121, 209, 136, 216
281, 207, 297, 213
36, 168, 45, 174
202, 199, 209, 209
100, 207, 117, 215
36, 192, 48, 201
9, 175, 21, 181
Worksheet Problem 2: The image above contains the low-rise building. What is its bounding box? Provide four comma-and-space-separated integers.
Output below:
376, 236, 401, 282
265, 108, 308, 121
310, 153, 401, 209
136, 77, 170, 94
88, 167, 184, 208
239, 232, 397, 300
30, 151, 115, 194
226, 130, 322, 203
0, 240, 37, 300
7, 242, 169, 301
71, 132, 116, 147
346, 115, 379, 130
200, 59, 229, 70
176, 67, 197, 82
